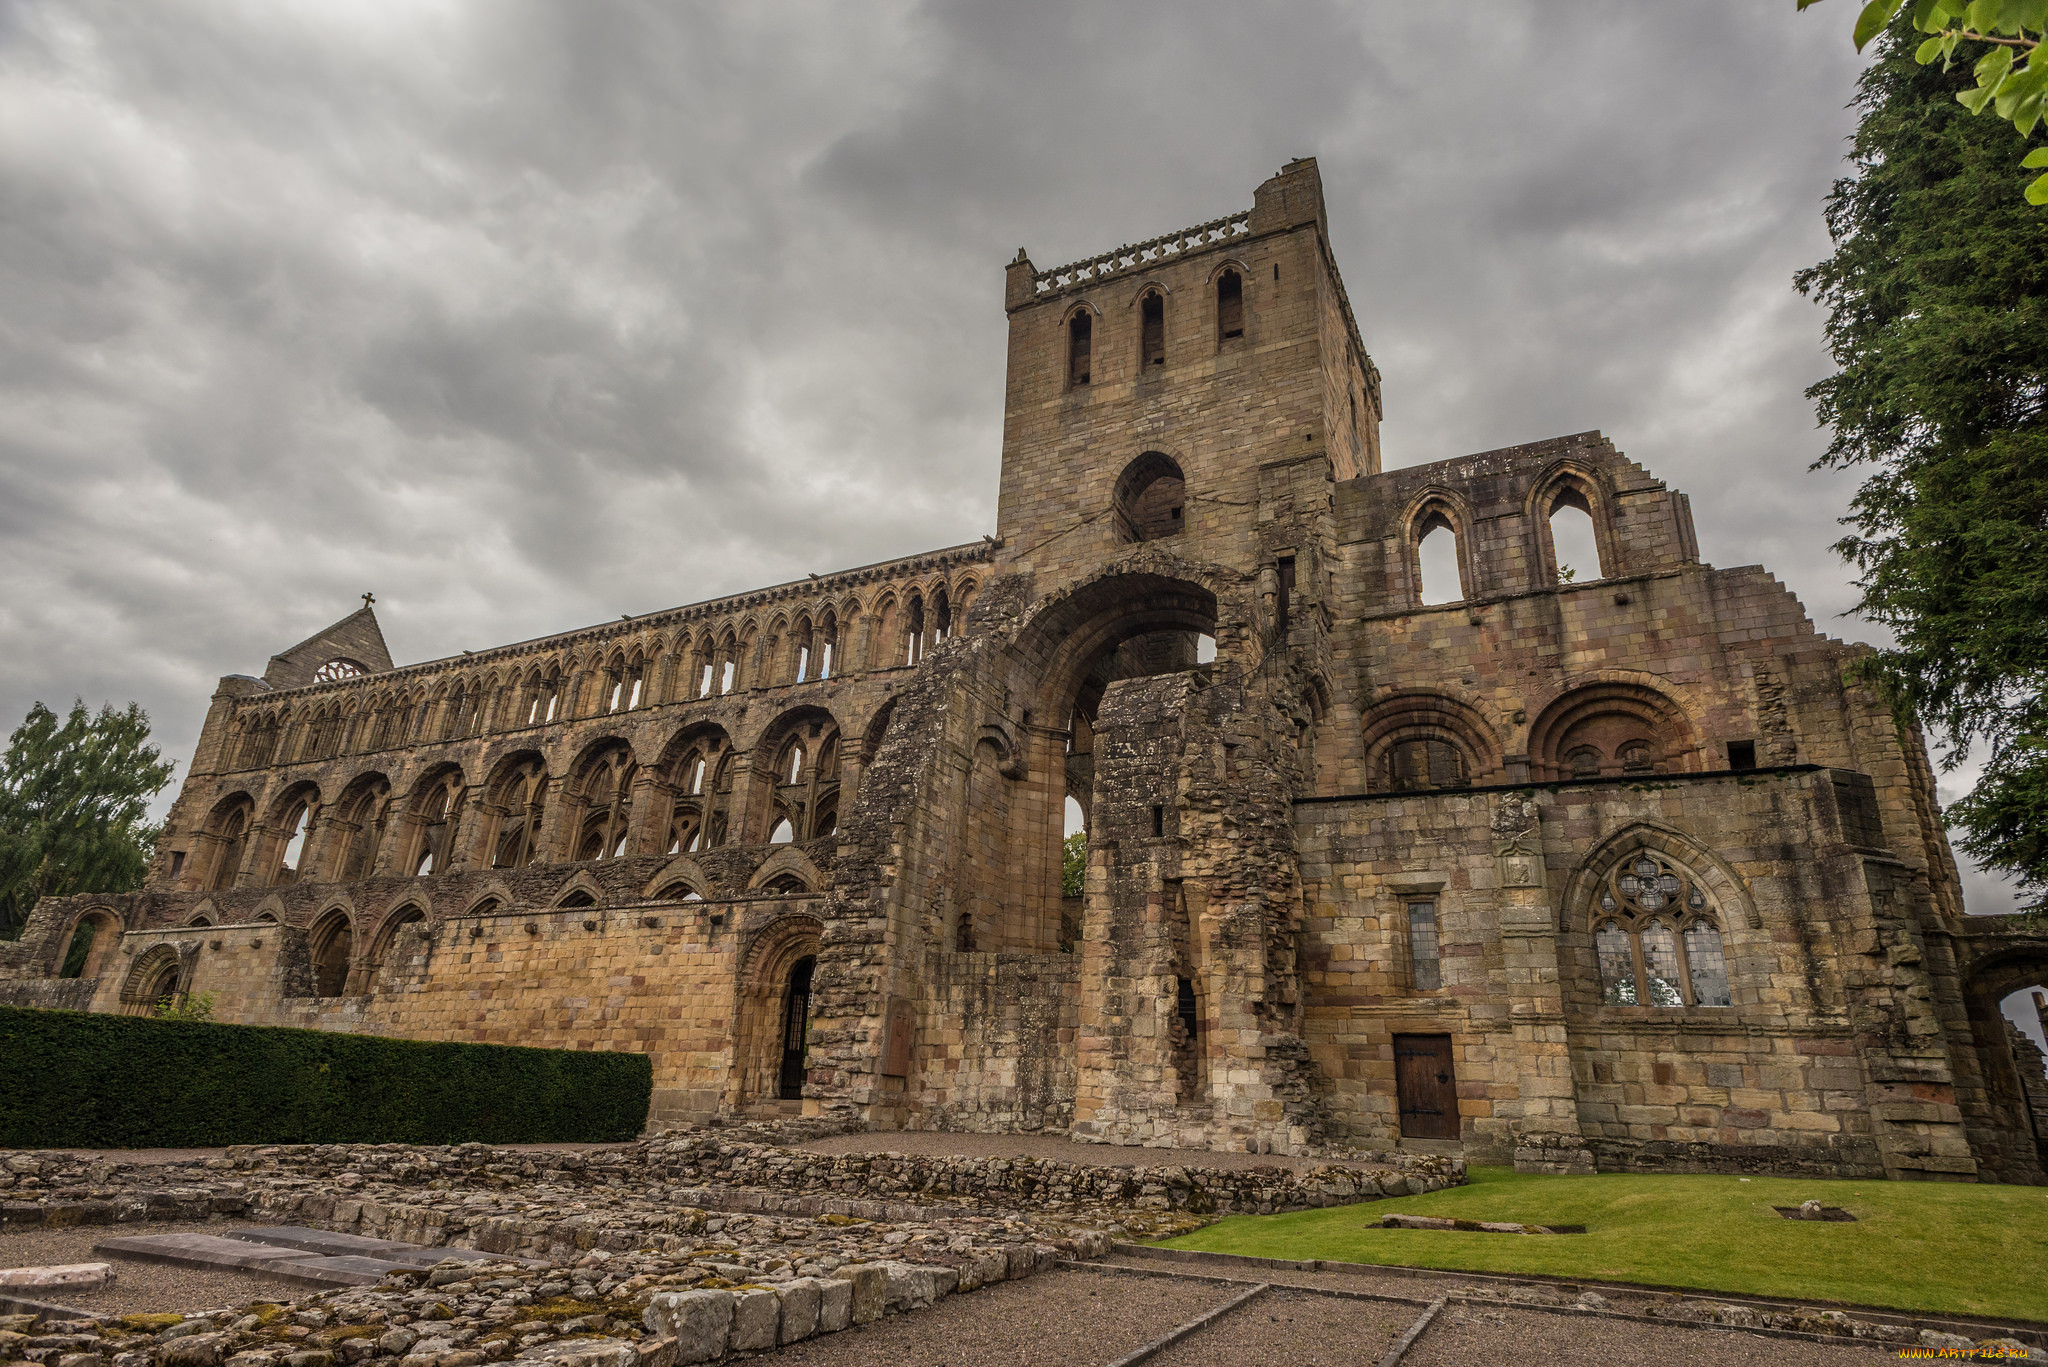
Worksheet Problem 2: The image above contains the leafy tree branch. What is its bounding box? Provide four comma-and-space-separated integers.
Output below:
1803, 0, 2048, 201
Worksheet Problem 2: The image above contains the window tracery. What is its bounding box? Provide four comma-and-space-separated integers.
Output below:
1592, 850, 1731, 1008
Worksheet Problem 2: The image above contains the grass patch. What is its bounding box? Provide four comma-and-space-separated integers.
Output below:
1157, 1165, 2048, 1322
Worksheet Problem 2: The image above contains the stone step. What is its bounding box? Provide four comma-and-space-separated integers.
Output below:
222, 1227, 543, 1268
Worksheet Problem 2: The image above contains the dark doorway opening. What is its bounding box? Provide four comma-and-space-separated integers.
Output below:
778, 955, 816, 1100
1394, 1032, 1459, 1140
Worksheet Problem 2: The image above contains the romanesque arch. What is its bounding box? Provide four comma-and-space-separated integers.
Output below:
1527, 676, 1702, 781
119, 944, 184, 1015
1359, 691, 1503, 792
731, 914, 824, 1106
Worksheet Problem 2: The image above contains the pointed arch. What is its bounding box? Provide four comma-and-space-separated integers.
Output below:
1528, 462, 1620, 585
1564, 821, 1761, 932
641, 857, 715, 902
748, 845, 823, 894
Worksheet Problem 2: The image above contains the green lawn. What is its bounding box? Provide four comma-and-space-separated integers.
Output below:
1156, 1165, 2048, 1323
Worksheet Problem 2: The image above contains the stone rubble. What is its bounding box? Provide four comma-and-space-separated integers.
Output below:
0, 1133, 1460, 1367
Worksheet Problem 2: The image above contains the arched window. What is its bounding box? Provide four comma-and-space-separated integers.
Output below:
817, 611, 837, 679
314, 658, 366, 683
1113, 453, 1186, 543
570, 745, 636, 862
1217, 269, 1245, 342
406, 770, 463, 877
904, 595, 925, 665
1531, 683, 1696, 782
1591, 851, 1731, 1008
203, 799, 254, 891
768, 818, 796, 845
332, 775, 391, 882
1067, 310, 1092, 387
488, 757, 548, 870
1139, 290, 1165, 370
272, 799, 314, 885
1539, 479, 1608, 585
1416, 511, 1463, 605
58, 912, 117, 980
309, 912, 353, 998
1384, 737, 1468, 792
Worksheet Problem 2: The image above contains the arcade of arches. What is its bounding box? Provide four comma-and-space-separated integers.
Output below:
6, 160, 2043, 1181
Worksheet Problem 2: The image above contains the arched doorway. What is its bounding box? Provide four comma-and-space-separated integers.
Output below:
779, 956, 816, 1100
733, 916, 823, 1108
119, 945, 183, 1016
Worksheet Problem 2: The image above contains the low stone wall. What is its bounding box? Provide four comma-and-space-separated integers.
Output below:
634, 1135, 1464, 1215
0, 979, 98, 1012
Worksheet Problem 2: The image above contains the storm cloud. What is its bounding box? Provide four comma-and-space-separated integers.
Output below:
0, 0, 2030, 967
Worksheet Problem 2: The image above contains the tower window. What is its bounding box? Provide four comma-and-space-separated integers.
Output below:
1218, 270, 1244, 340
1140, 291, 1165, 369
1068, 311, 1092, 387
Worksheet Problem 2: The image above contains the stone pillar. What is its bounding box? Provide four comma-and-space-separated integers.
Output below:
1491, 791, 1592, 1175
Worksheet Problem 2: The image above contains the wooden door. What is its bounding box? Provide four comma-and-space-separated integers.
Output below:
1394, 1033, 1459, 1140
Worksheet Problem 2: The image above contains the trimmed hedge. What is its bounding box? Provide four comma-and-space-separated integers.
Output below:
0, 1005, 651, 1147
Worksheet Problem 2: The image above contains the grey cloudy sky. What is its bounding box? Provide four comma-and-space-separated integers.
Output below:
0, 0, 2033, 969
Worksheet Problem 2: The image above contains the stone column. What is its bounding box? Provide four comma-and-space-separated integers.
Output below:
1492, 791, 1593, 1174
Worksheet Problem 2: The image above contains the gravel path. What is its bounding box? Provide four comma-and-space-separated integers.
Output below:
794, 1130, 1391, 1172
1146, 1287, 1415, 1366
0, 1222, 287, 1315
765, 1267, 1236, 1366
1405, 1302, 1898, 1366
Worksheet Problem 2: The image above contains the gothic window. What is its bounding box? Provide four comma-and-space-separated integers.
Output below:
1139, 290, 1165, 370
1217, 269, 1244, 341
571, 746, 635, 862
1067, 309, 1092, 387
205, 801, 252, 891
333, 776, 391, 881
904, 595, 925, 665
272, 800, 313, 885
1384, 737, 1468, 793
314, 658, 366, 682
1592, 851, 1731, 1008
817, 611, 837, 679
309, 911, 353, 998
488, 759, 547, 870
1416, 510, 1463, 605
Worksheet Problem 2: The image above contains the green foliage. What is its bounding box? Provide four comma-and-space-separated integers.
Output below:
0, 1004, 652, 1147
153, 990, 217, 1023
1163, 1164, 2048, 1321
1061, 831, 1087, 899
1803, 0, 2048, 201
0, 701, 174, 939
1795, 17, 2048, 908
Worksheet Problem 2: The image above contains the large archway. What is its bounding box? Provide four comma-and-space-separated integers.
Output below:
1958, 940, 2048, 1183
968, 568, 1223, 953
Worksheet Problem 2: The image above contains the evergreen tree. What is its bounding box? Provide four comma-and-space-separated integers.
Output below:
0, 701, 174, 937
1797, 18, 2048, 909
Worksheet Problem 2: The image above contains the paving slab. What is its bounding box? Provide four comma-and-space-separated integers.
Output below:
95, 1233, 328, 1274
222, 1227, 535, 1267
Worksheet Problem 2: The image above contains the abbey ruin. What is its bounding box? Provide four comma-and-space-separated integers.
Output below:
7, 160, 2045, 1181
